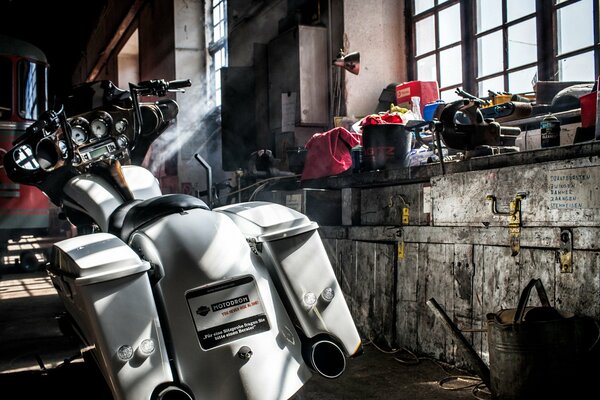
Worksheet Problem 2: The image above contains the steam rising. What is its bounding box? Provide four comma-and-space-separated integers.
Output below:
142, 89, 228, 196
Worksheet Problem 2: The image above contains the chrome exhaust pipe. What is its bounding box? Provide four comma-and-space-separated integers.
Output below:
154, 385, 193, 400
304, 339, 347, 379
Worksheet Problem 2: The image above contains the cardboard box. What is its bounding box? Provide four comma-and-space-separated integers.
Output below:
395, 81, 440, 115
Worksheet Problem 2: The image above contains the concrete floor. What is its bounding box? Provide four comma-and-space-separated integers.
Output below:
0, 270, 488, 399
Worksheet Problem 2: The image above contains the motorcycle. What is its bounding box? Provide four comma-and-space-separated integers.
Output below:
3, 78, 362, 400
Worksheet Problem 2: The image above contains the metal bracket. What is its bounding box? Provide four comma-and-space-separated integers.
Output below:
402, 207, 409, 225
558, 229, 573, 273
486, 192, 527, 256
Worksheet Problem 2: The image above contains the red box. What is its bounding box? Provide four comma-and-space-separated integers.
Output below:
395, 81, 440, 116
580, 91, 596, 128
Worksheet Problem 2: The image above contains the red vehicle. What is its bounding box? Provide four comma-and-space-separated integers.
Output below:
0, 34, 50, 270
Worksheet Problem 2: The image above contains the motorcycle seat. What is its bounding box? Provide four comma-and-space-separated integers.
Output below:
111, 194, 209, 241
108, 199, 144, 237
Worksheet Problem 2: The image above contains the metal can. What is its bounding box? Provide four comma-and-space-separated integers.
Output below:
540, 114, 560, 148
351, 145, 363, 172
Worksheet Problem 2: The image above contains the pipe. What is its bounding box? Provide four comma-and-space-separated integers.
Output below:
154, 385, 193, 400
303, 338, 347, 379
426, 298, 491, 389
194, 153, 213, 208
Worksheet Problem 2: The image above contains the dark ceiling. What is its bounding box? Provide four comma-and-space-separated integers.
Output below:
0, 0, 107, 97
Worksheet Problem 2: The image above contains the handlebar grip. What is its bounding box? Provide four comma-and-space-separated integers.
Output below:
12, 110, 58, 145
168, 79, 192, 90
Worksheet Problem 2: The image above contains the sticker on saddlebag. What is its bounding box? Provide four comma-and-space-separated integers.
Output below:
186, 276, 270, 350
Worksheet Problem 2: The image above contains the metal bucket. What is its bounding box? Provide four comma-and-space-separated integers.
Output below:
487, 279, 598, 399
362, 123, 411, 170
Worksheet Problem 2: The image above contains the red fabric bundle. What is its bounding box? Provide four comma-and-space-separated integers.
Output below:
301, 127, 361, 180
360, 113, 403, 126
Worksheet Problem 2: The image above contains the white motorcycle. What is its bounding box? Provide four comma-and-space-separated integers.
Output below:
3, 78, 362, 400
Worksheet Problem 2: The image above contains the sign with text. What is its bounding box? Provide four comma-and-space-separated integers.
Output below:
186, 276, 270, 350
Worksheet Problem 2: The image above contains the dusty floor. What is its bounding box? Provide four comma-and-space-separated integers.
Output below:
0, 270, 488, 399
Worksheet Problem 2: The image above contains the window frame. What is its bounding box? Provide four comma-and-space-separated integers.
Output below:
410, 0, 464, 100
207, 0, 228, 108
407, 0, 600, 98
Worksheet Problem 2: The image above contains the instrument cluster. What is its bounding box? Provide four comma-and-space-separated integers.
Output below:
61, 109, 132, 166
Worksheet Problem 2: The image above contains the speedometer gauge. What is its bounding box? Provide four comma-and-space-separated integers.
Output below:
69, 117, 89, 144
90, 111, 113, 139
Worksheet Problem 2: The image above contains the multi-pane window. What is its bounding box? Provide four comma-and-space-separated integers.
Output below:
556, 0, 598, 81
208, 0, 228, 107
413, 0, 463, 101
410, 0, 600, 99
476, 0, 537, 97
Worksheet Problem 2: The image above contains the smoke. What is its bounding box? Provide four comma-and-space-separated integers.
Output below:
143, 89, 215, 177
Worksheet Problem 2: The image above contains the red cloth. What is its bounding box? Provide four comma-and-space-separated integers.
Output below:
301, 127, 361, 180
359, 113, 403, 126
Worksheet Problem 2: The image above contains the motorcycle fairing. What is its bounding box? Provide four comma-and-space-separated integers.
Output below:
61, 165, 162, 232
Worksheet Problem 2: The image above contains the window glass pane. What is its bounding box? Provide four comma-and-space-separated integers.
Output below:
215, 73, 221, 112
508, 19, 537, 68
0, 57, 12, 120
212, 0, 220, 8
417, 55, 437, 81
216, 88, 221, 107
214, 22, 224, 41
439, 3, 461, 47
439, 45, 462, 87
558, 51, 596, 81
215, 48, 223, 70
506, 0, 535, 22
414, 0, 434, 14
214, 4, 221, 23
478, 75, 504, 98
416, 16, 436, 56
477, 31, 504, 77
476, 0, 502, 33
440, 88, 461, 102
215, 69, 221, 91
508, 66, 537, 94
557, 0, 594, 55
18, 61, 47, 120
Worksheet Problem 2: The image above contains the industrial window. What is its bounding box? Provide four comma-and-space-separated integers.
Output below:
412, 0, 463, 102
207, 0, 228, 107
408, 0, 600, 100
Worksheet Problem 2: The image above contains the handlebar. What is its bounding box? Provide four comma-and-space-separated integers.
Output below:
130, 79, 192, 97
5, 77, 191, 185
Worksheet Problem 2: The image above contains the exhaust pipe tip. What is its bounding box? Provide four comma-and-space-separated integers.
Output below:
306, 339, 347, 379
154, 384, 193, 400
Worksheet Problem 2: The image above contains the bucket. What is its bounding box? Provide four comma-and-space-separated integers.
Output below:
486, 279, 599, 399
286, 146, 308, 174
362, 123, 411, 170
